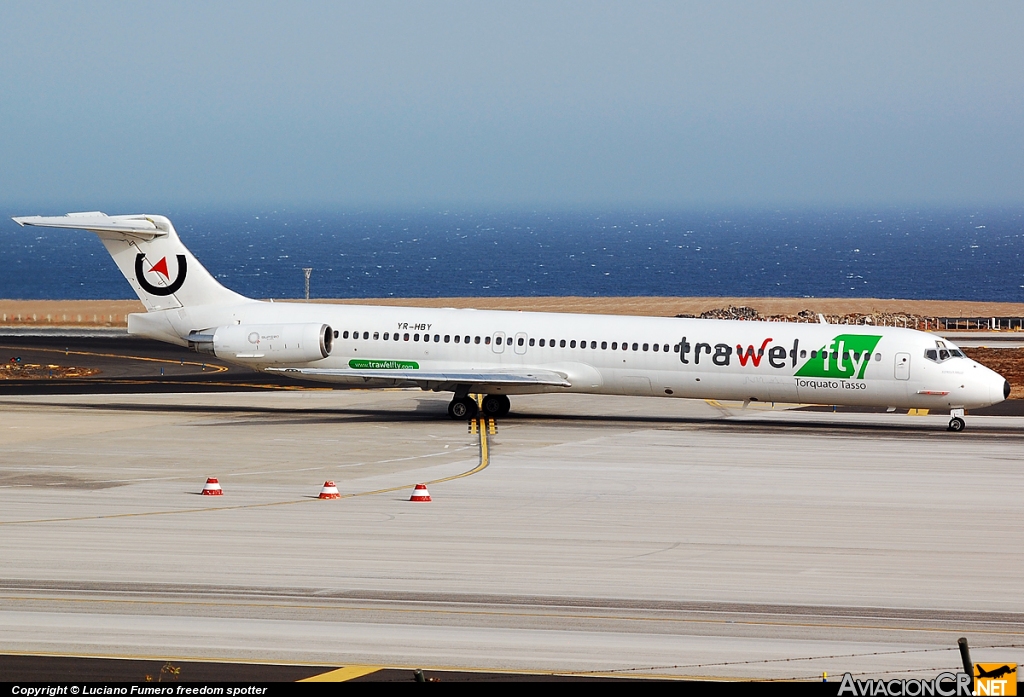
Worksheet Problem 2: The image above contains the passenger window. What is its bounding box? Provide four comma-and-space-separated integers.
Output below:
590, 341, 596, 349
613, 342, 619, 350
363, 332, 369, 340
643, 343, 649, 351
495, 336, 502, 345
333, 330, 339, 339
852, 352, 859, 361
842, 352, 849, 360
485, 336, 491, 345
444, 335, 450, 343
425, 334, 431, 342
529, 338, 535, 346
653, 344, 659, 352
601, 341, 607, 349
414, 334, 420, 341
343, 331, 349, 339
570, 340, 577, 348
519, 338, 525, 346
539, 339, 545, 347
810, 350, 817, 358
373, 332, 379, 340
454, 335, 461, 343
474, 336, 481, 344
383, 332, 389, 340
433, 335, 439, 342
874, 353, 881, 361
632, 343, 638, 351
831, 352, 838, 359
800, 350, 806, 358
560, 339, 566, 347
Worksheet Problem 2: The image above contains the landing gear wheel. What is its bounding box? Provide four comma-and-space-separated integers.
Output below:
448, 396, 479, 420
481, 394, 511, 418
947, 417, 965, 432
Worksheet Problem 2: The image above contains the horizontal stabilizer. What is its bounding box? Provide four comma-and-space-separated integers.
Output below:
267, 367, 572, 388
12, 212, 169, 240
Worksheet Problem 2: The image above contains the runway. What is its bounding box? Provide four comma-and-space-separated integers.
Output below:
1, 387, 1022, 680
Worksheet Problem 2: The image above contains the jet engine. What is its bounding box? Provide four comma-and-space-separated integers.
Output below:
188, 323, 333, 364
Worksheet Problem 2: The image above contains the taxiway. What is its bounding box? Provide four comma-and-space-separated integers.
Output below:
1, 389, 1022, 679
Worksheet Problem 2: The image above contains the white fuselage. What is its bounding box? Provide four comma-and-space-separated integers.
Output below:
133, 300, 1008, 410
14, 212, 1006, 416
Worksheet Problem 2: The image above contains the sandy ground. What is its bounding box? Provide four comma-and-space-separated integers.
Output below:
4, 296, 1024, 326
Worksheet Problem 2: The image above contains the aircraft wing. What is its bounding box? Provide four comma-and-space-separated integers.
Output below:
12, 212, 168, 240
266, 367, 572, 388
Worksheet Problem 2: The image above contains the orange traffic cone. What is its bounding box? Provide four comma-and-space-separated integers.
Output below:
410, 483, 431, 502
201, 477, 223, 496
319, 481, 341, 499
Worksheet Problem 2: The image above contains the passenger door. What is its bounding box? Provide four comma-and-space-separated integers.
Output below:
895, 352, 911, 380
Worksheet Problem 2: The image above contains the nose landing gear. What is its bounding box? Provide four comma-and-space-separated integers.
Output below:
947, 408, 966, 432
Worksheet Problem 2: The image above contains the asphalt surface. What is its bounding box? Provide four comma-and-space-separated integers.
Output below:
0, 654, 626, 682
1, 333, 1023, 681
2, 333, 1022, 416
0, 335, 331, 394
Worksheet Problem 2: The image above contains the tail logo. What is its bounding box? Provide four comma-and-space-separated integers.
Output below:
135, 253, 187, 296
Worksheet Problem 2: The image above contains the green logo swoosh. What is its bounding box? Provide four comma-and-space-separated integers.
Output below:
794, 334, 881, 379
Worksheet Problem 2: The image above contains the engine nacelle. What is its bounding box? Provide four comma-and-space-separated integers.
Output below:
188, 323, 333, 364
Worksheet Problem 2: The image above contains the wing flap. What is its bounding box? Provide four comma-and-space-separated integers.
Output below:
267, 367, 571, 388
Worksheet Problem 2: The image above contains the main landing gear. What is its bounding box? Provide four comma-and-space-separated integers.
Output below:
447, 394, 511, 419
947, 408, 966, 432
447, 396, 478, 419
481, 394, 511, 418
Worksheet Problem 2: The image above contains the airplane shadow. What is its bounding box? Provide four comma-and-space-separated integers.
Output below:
5, 396, 1023, 438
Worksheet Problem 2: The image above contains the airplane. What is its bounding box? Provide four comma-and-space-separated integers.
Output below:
12, 212, 1011, 431
976, 665, 1016, 680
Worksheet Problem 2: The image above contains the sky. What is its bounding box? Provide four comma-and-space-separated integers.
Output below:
1, 1, 1022, 210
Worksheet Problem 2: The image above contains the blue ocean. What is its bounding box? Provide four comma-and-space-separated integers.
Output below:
2, 208, 1023, 302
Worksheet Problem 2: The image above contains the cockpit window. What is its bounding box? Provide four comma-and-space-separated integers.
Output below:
925, 343, 963, 363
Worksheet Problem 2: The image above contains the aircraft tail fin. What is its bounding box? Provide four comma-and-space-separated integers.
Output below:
12, 212, 248, 311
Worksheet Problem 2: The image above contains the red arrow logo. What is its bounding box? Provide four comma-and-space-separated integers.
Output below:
149, 257, 169, 279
